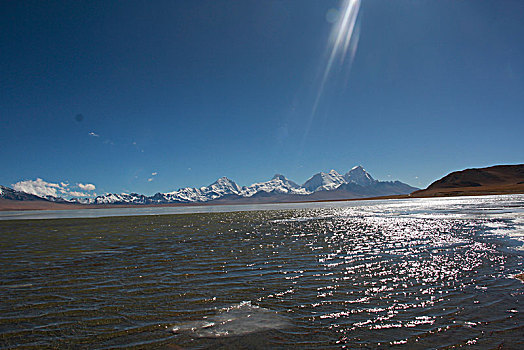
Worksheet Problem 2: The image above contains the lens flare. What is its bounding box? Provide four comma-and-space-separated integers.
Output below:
326, 0, 361, 85
303, 0, 361, 144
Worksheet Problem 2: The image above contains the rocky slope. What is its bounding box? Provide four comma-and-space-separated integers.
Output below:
411, 164, 524, 197
0, 185, 50, 202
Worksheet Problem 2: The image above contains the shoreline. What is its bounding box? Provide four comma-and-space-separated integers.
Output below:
0, 195, 408, 212
2, 189, 524, 212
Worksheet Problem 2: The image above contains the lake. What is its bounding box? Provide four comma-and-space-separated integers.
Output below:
1, 195, 523, 348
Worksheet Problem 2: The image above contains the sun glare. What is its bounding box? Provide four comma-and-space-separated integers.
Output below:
303, 0, 361, 144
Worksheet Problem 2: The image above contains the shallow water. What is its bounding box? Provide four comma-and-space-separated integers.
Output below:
1, 195, 523, 348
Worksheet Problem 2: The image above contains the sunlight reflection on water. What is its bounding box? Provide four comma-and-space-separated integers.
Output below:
0, 195, 523, 348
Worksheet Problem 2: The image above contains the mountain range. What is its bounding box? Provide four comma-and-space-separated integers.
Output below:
1, 166, 418, 205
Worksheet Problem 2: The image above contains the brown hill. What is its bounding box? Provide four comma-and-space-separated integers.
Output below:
411, 164, 524, 197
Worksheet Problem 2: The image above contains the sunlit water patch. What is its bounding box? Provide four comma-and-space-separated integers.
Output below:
172, 301, 290, 337
0, 195, 523, 348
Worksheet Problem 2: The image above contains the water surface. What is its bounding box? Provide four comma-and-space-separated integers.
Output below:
1, 195, 523, 348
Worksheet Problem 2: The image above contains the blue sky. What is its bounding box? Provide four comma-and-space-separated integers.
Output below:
1, 0, 523, 197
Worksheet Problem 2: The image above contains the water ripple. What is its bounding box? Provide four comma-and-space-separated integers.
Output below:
0, 195, 523, 348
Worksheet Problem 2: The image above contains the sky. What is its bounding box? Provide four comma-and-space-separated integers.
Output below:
1, 0, 523, 198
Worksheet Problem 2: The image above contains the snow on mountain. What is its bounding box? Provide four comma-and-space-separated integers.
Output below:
241, 174, 309, 197
91, 193, 148, 204
302, 170, 346, 192
203, 177, 242, 199
344, 165, 376, 186
4, 166, 418, 205
148, 176, 242, 203
161, 187, 205, 203
70, 197, 93, 204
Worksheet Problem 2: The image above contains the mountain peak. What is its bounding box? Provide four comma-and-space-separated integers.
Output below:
211, 176, 238, 187
302, 170, 345, 192
344, 165, 375, 186
2, 165, 421, 206
239, 173, 305, 197
217, 176, 232, 182
210, 176, 239, 188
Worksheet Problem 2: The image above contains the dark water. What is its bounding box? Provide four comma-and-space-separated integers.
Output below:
1, 196, 523, 349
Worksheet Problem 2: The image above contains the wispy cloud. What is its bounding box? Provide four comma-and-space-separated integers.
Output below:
148, 172, 158, 182
78, 183, 96, 191
132, 141, 145, 153
88, 131, 119, 148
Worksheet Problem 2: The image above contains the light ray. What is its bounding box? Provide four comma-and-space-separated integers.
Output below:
302, 0, 361, 146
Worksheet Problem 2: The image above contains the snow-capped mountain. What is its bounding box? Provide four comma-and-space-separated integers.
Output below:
87, 177, 243, 204
157, 177, 242, 203
241, 174, 308, 197
91, 193, 149, 205
204, 177, 242, 198
344, 165, 376, 186
301, 166, 376, 192
302, 169, 347, 192
83, 165, 417, 204
3, 166, 419, 205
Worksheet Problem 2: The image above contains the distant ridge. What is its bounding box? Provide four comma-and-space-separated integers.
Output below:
4, 164, 523, 210
0, 185, 49, 202
411, 164, 524, 197
0, 166, 418, 205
